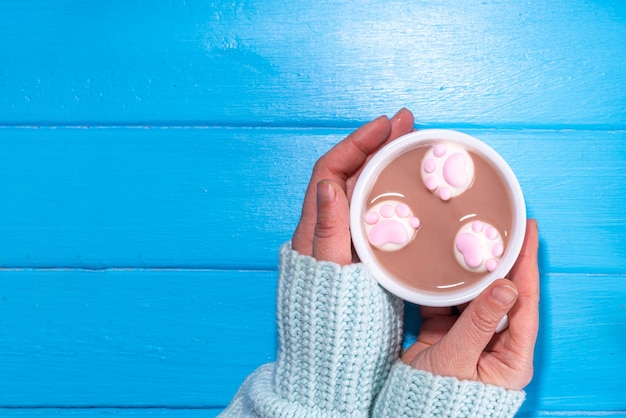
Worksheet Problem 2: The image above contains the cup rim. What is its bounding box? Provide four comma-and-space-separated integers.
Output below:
349, 129, 526, 307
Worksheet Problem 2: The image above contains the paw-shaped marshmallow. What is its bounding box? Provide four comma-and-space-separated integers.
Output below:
421, 143, 475, 200
364, 200, 420, 251
454, 220, 504, 273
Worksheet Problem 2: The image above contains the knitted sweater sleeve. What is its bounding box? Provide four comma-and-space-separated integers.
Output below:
218, 242, 404, 417
219, 242, 527, 417
372, 361, 526, 417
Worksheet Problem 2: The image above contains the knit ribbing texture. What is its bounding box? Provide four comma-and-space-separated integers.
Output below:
373, 361, 526, 417
273, 243, 404, 417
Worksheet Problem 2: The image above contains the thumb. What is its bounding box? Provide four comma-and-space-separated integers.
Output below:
434, 280, 518, 368
312, 180, 352, 265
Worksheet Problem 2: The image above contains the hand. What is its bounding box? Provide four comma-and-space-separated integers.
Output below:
292, 108, 415, 264
402, 219, 540, 390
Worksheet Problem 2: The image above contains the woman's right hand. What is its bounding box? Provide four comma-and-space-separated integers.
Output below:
402, 219, 540, 391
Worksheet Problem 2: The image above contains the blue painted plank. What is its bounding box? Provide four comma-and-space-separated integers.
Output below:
0, 127, 623, 273
0, 269, 277, 407
0, 410, 220, 417
525, 274, 626, 411
0, 127, 307, 270
0, 1, 624, 127
0, 270, 624, 412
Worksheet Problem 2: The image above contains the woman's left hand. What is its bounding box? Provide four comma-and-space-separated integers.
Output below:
291, 108, 414, 265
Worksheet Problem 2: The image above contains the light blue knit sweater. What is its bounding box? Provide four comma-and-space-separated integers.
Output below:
220, 243, 526, 417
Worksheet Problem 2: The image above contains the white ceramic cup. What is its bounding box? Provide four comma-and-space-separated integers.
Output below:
350, 129, 526, 307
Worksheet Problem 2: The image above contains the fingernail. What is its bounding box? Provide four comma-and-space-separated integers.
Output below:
391, 107, 407, 121
317, 181, 336, 205
491, 285, 518, 306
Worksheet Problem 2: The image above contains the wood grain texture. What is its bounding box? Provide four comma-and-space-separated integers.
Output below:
0, 128, 624, 274
0, 1, 624, 127
0, 0, 624, 416
0, 270, 624, 413
0, 270, 277, 407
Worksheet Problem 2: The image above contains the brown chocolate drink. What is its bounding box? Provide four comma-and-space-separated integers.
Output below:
363, 143, 514, 293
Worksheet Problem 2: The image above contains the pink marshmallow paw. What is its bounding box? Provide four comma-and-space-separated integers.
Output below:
364, 200, 420, 251
421, 142, 475, 201
454, 220, 504, 273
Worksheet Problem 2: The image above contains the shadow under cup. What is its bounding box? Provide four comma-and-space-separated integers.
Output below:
350, 130, 526, 307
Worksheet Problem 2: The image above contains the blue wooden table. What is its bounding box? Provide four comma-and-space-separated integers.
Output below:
0, 1, 624, 416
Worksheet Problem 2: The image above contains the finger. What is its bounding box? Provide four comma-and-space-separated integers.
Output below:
404, 304, 459, 367
434, 279, 519, 367
293, 115, 392, 256
388, 108, 415, 141
507, 219, 540, 350
312, 180, 352, 265
404, 306, 457, 360
345, 108, 415, 198
315, 115, 392, 186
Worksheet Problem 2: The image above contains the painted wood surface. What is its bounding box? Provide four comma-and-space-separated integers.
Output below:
0, 271, 625, 412
0, 128, 623, 273
1, 0, 625, 128
0, 0, 625, 417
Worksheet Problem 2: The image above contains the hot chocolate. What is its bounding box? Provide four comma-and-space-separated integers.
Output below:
362, 144, 514, 293
350, 129, 525, 307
